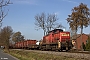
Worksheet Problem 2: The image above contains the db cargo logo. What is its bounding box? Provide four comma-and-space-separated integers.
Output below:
61, 33, 69, 36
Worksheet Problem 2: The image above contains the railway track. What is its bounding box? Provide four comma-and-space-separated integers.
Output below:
12, 49, 90, 60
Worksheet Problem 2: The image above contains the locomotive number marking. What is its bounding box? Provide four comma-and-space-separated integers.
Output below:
61, 33, 69, 36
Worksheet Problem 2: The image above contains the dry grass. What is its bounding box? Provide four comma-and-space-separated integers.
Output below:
7, 49, 85, 60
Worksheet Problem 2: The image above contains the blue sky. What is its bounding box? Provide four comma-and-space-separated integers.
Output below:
2, 0, 90, 40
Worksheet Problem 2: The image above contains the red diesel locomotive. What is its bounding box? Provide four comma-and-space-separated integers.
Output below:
40, 29, 72, 51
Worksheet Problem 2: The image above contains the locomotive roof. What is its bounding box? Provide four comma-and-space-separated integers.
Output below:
53, 29, 63, 31
48, 29, 63, 33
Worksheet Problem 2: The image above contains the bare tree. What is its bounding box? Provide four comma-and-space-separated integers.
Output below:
0, 26, 13, 51
67, 3, 90, 51
35, 12, 64, 36
46, 13, 65, 34
35, 13, 46, 36
0, 0, 11, 27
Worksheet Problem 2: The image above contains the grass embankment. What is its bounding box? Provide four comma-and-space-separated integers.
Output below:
5, 49, 84, 60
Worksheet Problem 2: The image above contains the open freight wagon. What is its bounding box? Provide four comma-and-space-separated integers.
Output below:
15, 40, 39, 49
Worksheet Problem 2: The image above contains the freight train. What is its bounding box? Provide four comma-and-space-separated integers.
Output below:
11, 29, 72, 51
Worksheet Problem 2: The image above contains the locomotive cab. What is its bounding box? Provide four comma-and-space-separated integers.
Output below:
59, 32, 72, 51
